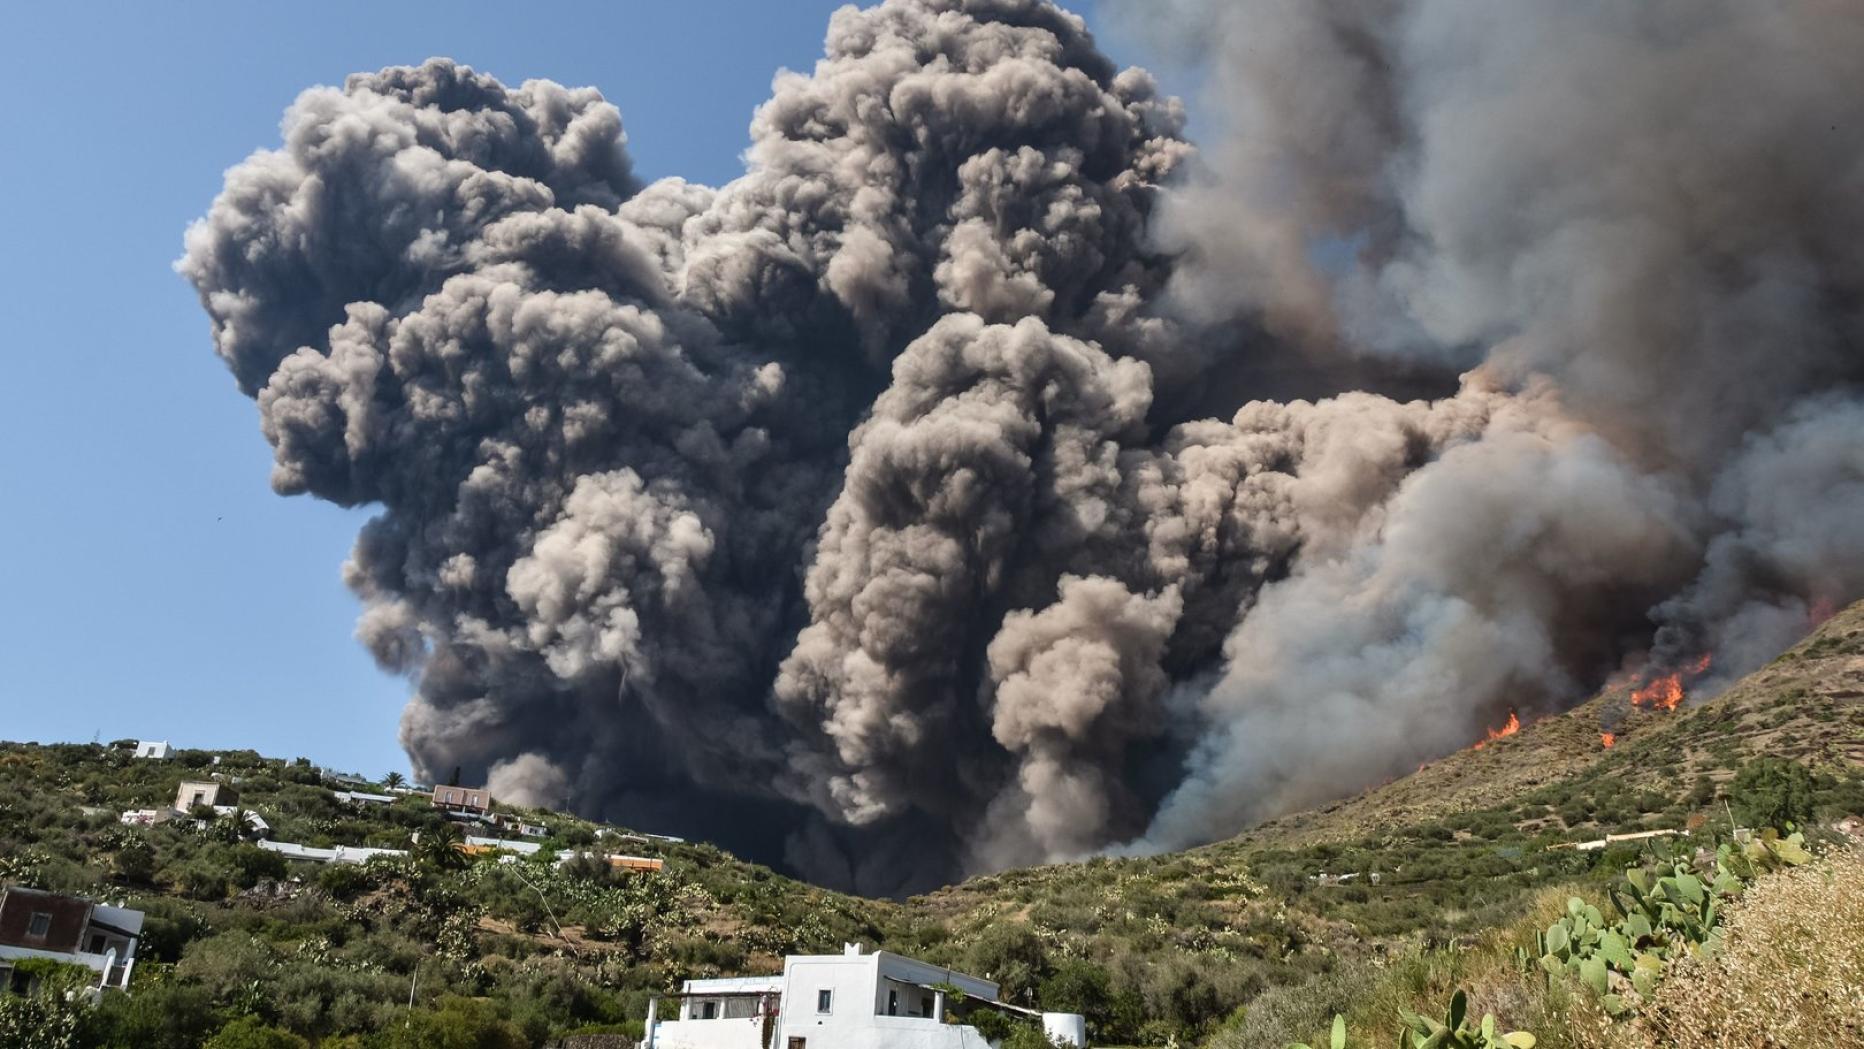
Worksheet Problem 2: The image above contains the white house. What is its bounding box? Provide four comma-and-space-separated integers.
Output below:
256, 840, 407, 865
118, 809, 171, 827
332, 789, 396, 807
643, 944, 1087, 1049
132, 741, 171, 760
173, 779, 238, 813
0, 887, 143, 994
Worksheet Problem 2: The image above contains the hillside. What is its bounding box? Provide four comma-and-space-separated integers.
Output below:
1238, 600, 1864, 847
908, 600, 1864, 1043
0, 744, 908, 1046
3, 603, 1862, 1047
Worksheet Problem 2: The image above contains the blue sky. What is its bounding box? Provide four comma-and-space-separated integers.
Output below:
0, 1, 1187, 778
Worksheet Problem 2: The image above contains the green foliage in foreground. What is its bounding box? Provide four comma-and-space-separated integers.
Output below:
1288, 991, 1536, 1049
0, 960, 98, 1049
1531, 830, 1811, 1016
1397, 991, 1536, 1049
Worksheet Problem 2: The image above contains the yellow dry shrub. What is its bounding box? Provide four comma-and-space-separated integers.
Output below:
1632, 846, 1864, 1048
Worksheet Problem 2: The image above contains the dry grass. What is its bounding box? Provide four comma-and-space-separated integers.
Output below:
1630, 847, 1864, 1048
1231, 849, 1864, 1049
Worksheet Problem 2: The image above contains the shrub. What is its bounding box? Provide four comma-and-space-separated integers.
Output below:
1037, 957, 1110, 1017
1639, 848, 1864, 1047
318, 862, 375, 900
91, 980, 220, 1049
173, 859, 231, 901
227, 844, 288, 887
0, 993, 90, 1049
379, 996, 527, 1049
203, 1017, 310, 1049
963, 924, 1050, 1005
1002, 1022, 1067, 1049
113, 837, 157, 883
1729, 757, 1815, 831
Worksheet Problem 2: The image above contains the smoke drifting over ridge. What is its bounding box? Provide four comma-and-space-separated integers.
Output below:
181, 0, 1864, 892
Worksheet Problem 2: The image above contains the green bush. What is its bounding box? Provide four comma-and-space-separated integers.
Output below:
319, 862, 375, 900
378, 996, 527, 1049
963, 924, 1050, 1005
0, 993, 91, 1049
204, 1016, 310, 1049
91, 980, 220, 1049
1730, 757, 1815, 830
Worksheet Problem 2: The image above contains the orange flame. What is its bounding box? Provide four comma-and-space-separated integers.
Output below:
1600, 732, 1615, 749
1630, 652, 1712, 712
1630, 674, 1683, 711
1472, 710, 1521, 750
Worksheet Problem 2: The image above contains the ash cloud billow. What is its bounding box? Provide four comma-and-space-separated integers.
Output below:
183, 0, 1864, 892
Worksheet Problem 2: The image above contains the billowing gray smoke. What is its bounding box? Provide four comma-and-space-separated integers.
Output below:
181, 0, 1864, 892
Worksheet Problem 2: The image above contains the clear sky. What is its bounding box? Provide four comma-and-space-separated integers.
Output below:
0, 0, 1184, 778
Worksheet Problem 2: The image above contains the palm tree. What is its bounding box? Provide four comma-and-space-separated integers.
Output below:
383, 771, 406, 791
413, 821, 470, 871
212, 807, 250, 844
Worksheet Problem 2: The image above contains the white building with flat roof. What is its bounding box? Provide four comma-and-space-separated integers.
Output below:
644, 944, 1085, 1049
0, 887, 144, 994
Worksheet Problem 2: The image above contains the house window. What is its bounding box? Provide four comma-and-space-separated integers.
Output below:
816, 989, 833, 1014
887, 989, 898, 1015
701, 1001, 718, 1020
27, 913, 51, 939
922, 996, 934, 1018
469, 794, 480, 807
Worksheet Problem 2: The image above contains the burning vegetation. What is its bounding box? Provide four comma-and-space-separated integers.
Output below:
1472, 710, 1522, 750
1631, 654, 1714, 712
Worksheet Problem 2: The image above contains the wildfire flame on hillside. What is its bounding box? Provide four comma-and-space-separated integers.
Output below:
1630, 652, 1713, 712
1472, 710, 1521, 750
1600, 732, 1615, 749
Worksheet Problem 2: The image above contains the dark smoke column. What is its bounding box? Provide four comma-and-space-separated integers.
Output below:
177, 56, 844, 868
177, 1, 1200, 892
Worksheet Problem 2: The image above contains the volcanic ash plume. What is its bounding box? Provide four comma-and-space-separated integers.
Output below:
1113, 0, 1864, 849
182, 0, 1864, 890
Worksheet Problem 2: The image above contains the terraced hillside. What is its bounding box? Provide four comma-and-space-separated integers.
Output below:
1234, 600, 1864, 848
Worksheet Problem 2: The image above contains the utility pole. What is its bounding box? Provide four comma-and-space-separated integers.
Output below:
406, 963, 419, 1028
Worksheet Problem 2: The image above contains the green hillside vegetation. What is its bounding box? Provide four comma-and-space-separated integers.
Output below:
0, 750, 901, 1047
2, 602, 1862, 1047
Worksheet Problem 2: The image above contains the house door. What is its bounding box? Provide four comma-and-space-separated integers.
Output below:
787, 1039, 806, 1049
